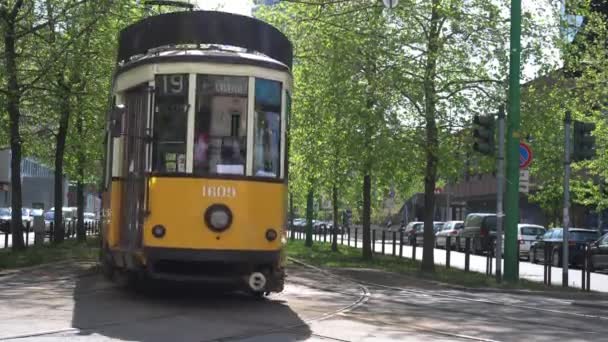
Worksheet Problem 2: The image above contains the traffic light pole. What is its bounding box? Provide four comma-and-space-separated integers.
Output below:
563, 111, 571, 287
504, 0, 522, 282
496, 106, 505, 283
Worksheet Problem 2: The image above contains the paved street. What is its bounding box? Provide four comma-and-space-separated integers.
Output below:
306, 232, 608, 292
0, 261, 607, 341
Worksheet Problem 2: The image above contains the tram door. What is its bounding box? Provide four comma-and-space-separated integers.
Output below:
120, 85, 150, 251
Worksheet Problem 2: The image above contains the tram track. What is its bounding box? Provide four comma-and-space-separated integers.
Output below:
288, 257, 608, 321
287, 257, 606, 340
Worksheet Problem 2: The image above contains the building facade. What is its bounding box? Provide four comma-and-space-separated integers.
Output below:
0, 149, 68, 210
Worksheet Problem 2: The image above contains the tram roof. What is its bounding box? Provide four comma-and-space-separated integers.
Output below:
115, 46, 290, 75
117, 11, 293, 69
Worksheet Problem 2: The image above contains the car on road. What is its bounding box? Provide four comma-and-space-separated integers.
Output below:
589, 233, 608, 271
21, 208, 34, 227
0, 207, 10, 233
435, 221, 464, 249
411, 221, 445, 246
401, 221, 423, 243
530, 228, 600, 267
84, 212, 97, 225
516, 224, 546, 260
458, 213, 497, 254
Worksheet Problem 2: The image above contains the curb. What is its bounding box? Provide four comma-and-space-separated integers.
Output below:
571, 301, 608, 310
288, 257, 608, 301
0, 259, 98, 278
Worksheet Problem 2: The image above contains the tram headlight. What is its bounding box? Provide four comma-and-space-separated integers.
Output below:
265, 229, 278, 242
204, 204, 232, 232
152, 225, 166, 238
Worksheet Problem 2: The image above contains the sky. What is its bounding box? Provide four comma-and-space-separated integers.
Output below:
195, 0, 254, 16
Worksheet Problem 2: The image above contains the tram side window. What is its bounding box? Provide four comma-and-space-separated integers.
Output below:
253, 78, 282, 178
194, 75, 248, 176
153, 74, 189, 173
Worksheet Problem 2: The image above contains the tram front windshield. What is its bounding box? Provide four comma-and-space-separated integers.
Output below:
151, 74, 283, 179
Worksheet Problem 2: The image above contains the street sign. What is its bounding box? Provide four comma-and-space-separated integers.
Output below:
382, 0, 399, 8
519, 142, 532, 169
519, 170, 530, 194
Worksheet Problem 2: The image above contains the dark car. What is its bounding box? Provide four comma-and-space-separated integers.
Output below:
530, 228, 600, 267
458, 213, 497, 254
412, 222, 445, 246
0, 207, 10, 233
588, 233, 608, 271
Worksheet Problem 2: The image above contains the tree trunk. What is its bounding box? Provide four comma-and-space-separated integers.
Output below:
421, 0, 443, 272
362, 174, 372, 260
289, 192, 295, 241
3, 14, 25, 251
305, 188, 314, 247
331, 184, 338, 252
53, 99, 70, 243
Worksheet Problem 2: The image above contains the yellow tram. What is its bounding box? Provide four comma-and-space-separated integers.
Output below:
100, 10, 293, 295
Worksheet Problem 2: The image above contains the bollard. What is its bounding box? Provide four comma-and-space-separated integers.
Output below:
547, 243, 552, 286
543, 245, 549, 285
323, 227, 327, 243
25, 221, 30, 247
412, 237, 417, 261
341, 228, 344, 245
399, 230, 403, 258
372, 230, 376, 253
486, 241, 493, 276
465, 238, 471, 272
381, 230, 385, 255
446, 236, 451, 269
392, 231, 396, 256
582, 244, 586, 290
4, 232, 7, 248
355, 228, 358, 248
585, 245, 591, 292
456, 236, 461, 252
50, 222, 54, 242
347, 227, 351, 247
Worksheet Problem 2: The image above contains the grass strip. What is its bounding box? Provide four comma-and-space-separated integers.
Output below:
0, 237, 99, 270
286, 239, 582, 293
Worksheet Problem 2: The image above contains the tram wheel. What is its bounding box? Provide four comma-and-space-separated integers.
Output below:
100, 245, 115, 281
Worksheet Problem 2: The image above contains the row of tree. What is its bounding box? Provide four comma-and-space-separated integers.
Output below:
259, 0, 608, 271
0, 0, 151, 250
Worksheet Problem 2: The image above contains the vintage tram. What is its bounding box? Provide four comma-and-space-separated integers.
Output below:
100, 10, 293, 295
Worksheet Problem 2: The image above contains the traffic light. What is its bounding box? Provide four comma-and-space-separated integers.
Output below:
573, 121, 596, 161
472, 115, 495, 155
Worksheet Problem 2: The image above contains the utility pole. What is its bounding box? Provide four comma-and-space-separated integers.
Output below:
563, 111, 571, 287
496, 106, 506, 283
504, 0, 522, 282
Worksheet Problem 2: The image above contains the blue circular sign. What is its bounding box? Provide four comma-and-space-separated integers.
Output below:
519, 143, 532, 169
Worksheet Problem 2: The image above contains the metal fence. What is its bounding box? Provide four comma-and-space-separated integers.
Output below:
289, 225, 593, 291
0, 220, 101, 250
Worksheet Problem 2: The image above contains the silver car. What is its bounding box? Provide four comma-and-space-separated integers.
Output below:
517, 224, 545, 260
435, 221, 464, 249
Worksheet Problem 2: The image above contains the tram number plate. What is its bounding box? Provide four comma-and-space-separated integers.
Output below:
202, 185, 237, 198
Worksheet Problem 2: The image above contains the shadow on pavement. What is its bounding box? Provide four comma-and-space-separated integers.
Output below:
71, 272, 312, 342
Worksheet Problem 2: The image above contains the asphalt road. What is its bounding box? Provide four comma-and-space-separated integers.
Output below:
305, 232, 608, 292
1, 261, 608, 341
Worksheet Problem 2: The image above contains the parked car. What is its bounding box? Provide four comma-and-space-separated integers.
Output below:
516, 224, 546, 260
401, 221, 423, 243
292, 218, 306, 231
458, 213, 497, 254
435, 221, 464, 249
0, 207, 10, 233
412, 221, 445, 246
589, 233, 608, 271
21, 208, 34, 226
530, 228, 600, 267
